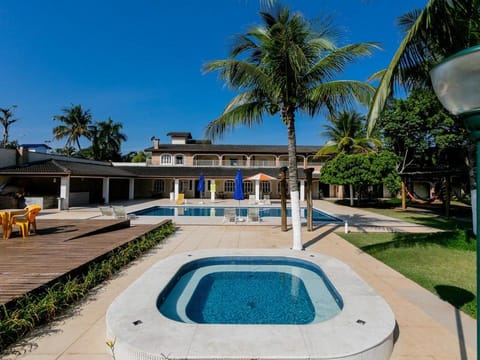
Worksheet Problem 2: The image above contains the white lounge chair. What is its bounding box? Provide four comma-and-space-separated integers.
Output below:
247, 208, 260, 223
248, 195, 256, 205
112, 206, 137, 220
223, 208, 237, 223
263, 194, 271, 205
99, 206, 114, 217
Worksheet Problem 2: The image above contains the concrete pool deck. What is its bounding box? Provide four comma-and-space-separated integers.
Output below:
2, 199, 476, 359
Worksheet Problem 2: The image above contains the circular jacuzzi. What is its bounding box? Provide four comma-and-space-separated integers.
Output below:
106, 249, 395, 359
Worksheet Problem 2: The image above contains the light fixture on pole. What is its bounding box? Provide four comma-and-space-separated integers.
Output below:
430, 44, 480, 353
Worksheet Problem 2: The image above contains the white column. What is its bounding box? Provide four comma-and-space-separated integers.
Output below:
300, 180, 305, 201
174, 179, 180, 200
59, 176, 70, 209
255, 180, 261, 201
102, 177, 110, 204
210, 180, 216, 202
128, 178, 135, 200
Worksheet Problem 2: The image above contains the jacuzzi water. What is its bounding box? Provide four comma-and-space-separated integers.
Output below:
157, 257, 343, 324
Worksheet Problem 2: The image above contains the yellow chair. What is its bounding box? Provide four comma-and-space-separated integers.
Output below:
0, 212, 8, 240
10, 209, 29, 239
176, 193, 185, 205
25, 204, 41, 234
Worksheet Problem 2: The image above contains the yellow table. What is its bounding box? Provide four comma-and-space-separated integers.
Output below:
0, 209, 27, 239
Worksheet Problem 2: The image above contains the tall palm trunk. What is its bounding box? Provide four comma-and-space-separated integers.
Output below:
2, 130, 8, 148
285, 110, 303, 250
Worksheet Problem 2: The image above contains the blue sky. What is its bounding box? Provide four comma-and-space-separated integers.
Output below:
0, 0, 427, 154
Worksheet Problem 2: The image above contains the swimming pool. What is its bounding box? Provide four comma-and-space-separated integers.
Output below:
133, 205, 343, 224
106, 249, 395, 359
157, 256, 343, 324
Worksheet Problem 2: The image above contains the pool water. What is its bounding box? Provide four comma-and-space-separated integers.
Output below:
157, 257, 343, 324
133, 206, 343, 223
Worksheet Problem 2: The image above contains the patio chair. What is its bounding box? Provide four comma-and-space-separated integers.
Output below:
247, 208, 260, 223
263, 194, 271, 205
10, 209, 29, 239
0, 212, 7, 240
112, 205, 137, 220
176, 193, 185, 205
25, 204, 41, 234
99, 206, 114, 217
248, 195, 256, 205
223, 208, 237, 223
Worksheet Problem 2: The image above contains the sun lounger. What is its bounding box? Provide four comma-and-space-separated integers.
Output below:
247, 208, 260, 223
112, 206, 137, 220
223, 208, 237, 223
99, 206, 114, 217
263, 194, 271, 205
248, 195, 256, 205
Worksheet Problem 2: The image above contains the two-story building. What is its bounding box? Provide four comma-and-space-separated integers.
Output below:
119, 132, 333, 202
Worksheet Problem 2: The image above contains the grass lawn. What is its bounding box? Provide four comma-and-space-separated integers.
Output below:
335, 202, 477, 318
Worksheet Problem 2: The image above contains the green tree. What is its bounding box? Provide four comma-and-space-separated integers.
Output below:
317, 110, 381, 205
367, 0, 480, 133
0, 105, 18, 148
89, 118, 127, 161
378, 88, 468, 173
53, 105, 92, 152
320, 151, 400, 201
203, 5, 378, 250
131, 151, 147, 163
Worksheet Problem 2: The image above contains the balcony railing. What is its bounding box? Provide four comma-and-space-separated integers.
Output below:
250, 160, 276, 167
193, 159, 220, 166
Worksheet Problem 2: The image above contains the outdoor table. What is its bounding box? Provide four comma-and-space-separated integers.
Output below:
0, 209, 26, 239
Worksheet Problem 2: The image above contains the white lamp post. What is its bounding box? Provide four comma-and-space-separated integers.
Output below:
430, 44, 480, 351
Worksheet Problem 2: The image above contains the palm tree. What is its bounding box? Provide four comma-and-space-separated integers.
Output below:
318, 110, 381, 205
367, 0, 480, 134
52, 104, 92, 152
203, 5, 378, 250
0, 105, 18, 148
90, 118, 127, 161
318, 110, 381, 157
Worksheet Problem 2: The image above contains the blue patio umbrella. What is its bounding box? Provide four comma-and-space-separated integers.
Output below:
197, 174, 205, 202
233, 170, 244, 219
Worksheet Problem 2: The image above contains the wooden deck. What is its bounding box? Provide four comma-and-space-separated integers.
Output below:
0, 218, 161, 305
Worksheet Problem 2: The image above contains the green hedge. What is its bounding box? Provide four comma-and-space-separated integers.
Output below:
0, 221, 175, 353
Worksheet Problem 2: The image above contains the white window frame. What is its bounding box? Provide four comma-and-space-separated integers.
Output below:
160, 154, 172, 165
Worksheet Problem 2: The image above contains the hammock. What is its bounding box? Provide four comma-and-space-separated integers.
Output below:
405, 188, 437, 204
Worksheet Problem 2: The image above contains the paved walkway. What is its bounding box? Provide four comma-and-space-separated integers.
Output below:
1, 200, 476, 359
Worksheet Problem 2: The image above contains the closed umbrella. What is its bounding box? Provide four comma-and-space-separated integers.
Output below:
197, 174, 205, 203
233, 170, 244, 220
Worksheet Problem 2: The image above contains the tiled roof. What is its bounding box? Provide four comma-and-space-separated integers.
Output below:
145, 144, 320, 155
0, 159, 136, 177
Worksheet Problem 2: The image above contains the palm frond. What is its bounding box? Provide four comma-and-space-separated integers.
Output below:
307, 80, 375, 116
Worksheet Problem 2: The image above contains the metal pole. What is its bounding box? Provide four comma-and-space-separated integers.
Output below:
476, 140, 480, 346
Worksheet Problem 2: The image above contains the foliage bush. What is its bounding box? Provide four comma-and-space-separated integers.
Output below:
0, 222, 175, 353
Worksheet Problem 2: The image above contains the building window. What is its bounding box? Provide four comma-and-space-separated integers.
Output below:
175, 154, 184, 165
224, 180, 235, 192
161, 154, 172, 165
153, 180, 165, 193
260, 181, 271, 194
243, 181, 253, 194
